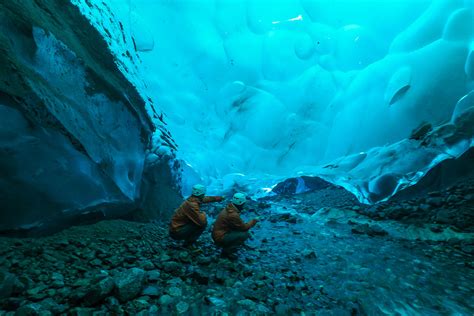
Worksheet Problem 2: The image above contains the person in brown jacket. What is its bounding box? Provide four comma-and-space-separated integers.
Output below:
212, 193, 258, 256
169, 184, 223, 245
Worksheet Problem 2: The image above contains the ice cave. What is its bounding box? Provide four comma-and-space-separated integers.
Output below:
0, 0, 473, 314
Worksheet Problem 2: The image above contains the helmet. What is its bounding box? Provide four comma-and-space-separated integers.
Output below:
192, 184, 206, 197
232, 193, 247, 206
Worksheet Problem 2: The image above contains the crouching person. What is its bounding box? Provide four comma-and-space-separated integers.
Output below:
169, 184, 223, 246
212, 193, 258, 257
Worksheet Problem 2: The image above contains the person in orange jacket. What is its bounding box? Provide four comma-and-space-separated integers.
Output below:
169, 184, 223, 245
212, 192, 258, 256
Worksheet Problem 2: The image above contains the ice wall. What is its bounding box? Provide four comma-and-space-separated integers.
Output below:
75, 0, 474, 203
0, 1, 179, 232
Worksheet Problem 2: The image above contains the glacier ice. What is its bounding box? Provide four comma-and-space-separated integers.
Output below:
0, 1, 182, 231
0, 0, 472, 231
68, 0, 474, 204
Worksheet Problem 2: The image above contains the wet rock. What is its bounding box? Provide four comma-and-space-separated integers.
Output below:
26, 284, 49, 300
68, 307, 96, 316
205, 296, 226, 308
72, 279, 90, 288
83, 277, 115, 306
275, 303, 291, 315
142, 285, 160, 297
429, 225, 444, 233
176, 301, 189, 314
131, 298, 150, 311
39, 298, 66, 314
140, 260, 155, 271
427, 197, 443, 207
158, 294, 173, 306
105, 297, 123, 313
256, 303, 271, 313
351, 224, 388, 237
237, 298, 257, 310
384, 206, 410, 220
302, 249, 317, 259
14, 303, 51, 316
115, 268, 146, 302
51, 272, 65, 288
0, 270, 17, 299
145, 305, 160, 314
460, 243, 474, 255
146, 270, 161, 282
168, 286, 182, 297
162, 261, 181, 274
435, 210, 455, 224
90, 259, 102, 266
269, 213, 298, 224
189, 268, 210, 285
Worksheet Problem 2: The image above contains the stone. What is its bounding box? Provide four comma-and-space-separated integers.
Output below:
148, 305, 160, 314
427, 197, 443, 207
160, 254, 171, 262
51, 272, 65, 288
168, 286, 182, 297
275, 303, 291, 315
115, 268, 146, 302
418, 204, 430, 212
237, 299, 257, 309
429, 225, 444, 233
14, 303, 51, 316
105, 296, 122, 313
162, 261, 181, 274
72, 279, 90, 288
256, 304, 271, 313
158, 294, 173, 306
435, 210, 455, 224
460, 244, 474, 255
205, 296, 226, 307
39, 298, 66, 314
0, 270, 17, 299
90, 259, 102, 266
26, 284, 48, 296
176, 301, 189, 314
68, 307, 96, 316
351, 224, 388, 237
190, 269, 210, 285
133, 299, 150, 311
302, 249, 317, 259
83, 277, 115, 306
142, 285, 160, 297
147, 270, 161, 281
140, 261, 155, 271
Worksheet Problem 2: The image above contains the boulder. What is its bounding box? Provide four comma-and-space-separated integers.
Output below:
0, 270, 17, 299
83, 277, 115, 306
115, 268, 146, 302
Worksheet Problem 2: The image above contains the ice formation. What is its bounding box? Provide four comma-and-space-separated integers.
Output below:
70, 0, 474, 203
2, 0, 473, 232
0, 1, 179, 231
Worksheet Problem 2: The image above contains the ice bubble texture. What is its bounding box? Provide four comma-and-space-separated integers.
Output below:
72, 0, 474, 203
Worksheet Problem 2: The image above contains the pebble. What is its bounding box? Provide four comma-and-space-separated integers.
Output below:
176, 301, 189, 314
158, 294, 173, 306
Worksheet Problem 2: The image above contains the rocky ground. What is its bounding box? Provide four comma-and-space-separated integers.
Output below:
1, 181, 473, 315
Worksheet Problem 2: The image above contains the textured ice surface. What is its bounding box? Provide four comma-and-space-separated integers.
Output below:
73, 0, 474, 203
0, 1, 180, 231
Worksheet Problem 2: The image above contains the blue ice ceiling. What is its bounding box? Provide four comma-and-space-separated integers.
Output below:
73, 0, 474, 203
